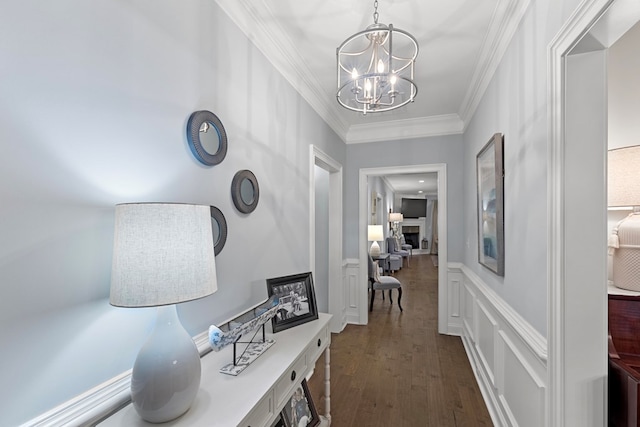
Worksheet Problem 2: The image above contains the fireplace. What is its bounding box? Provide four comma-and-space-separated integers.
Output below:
402, 226, 420, 249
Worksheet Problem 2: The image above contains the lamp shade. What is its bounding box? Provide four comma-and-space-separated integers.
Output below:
110, 203, 217, 307
368, 225, 384, 242
608, 145, 640, 207
389, 212, 403, 222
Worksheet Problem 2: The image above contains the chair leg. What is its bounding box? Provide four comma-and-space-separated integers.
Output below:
388, 289, 393, 304
397, 287, 403, 312
369, 289, 375, 312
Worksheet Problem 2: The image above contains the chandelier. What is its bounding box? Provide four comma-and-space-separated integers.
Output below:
336, 0, 418, 114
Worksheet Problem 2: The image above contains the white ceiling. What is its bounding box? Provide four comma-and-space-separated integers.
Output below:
383, 173, 438, 197
216, 0, 530, 145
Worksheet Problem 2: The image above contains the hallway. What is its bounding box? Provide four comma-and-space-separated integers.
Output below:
308, 254, 492, 426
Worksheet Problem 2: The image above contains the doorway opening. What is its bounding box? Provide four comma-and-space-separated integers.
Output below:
310, 145, 343, 333
548, 0, 640, 423
358, 163, 448, 332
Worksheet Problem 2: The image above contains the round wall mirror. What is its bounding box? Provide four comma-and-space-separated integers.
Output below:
231, 170, 259, 214
186, 111, 227, 166
210, 206, 227, 255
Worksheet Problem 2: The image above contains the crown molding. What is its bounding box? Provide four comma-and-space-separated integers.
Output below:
215, 0, 350, 141
216, 0, 530, 144
458, 0, 532, 127
346, 114, 464, 144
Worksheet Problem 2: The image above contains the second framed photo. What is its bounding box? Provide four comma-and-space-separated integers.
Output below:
282, 379, 320, 427
266, 272, 318, 333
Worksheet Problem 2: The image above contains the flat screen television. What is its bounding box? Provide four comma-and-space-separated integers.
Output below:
401, 198, 427, 218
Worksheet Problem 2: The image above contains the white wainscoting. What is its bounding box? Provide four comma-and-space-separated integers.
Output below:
343, 258, 361, 325
446, 266, 463, 335
450, 263, 548, 427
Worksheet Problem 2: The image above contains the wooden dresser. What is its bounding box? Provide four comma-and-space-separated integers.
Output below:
609, 290, 640, 427
99, 313, 332, 427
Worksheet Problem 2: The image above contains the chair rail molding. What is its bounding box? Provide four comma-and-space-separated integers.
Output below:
21, 331, 214, 427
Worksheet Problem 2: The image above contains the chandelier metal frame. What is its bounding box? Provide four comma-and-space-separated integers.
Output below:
336, 0, 418, 114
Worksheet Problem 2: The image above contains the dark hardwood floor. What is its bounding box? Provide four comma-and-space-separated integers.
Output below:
307, 253, 493, 427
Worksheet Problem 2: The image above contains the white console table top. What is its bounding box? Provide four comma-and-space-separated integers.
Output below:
100, 313, 331, 427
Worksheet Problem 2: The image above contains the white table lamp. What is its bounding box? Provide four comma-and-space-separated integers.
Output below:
368, 224, 384, 257
608, 146, 640, 291
110, 203, 217, 423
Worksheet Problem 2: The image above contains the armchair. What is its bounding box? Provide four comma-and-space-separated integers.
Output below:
400, 234, 413, 257
386, 236, 410, 267
367, 255, 403, 312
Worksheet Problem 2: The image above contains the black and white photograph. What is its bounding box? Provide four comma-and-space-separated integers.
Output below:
281, 379, 319, 427
266, 272, 318, 332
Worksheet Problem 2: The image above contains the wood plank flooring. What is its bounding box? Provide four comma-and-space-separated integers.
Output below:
307, 254, 493, 427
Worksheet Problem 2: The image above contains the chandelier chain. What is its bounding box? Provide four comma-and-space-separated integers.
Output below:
373, 0, 379, 24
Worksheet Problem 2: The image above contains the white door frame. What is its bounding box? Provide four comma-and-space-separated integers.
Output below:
548, 0, 640, 423
310, 145, 344, 333
359, 164, 448, 332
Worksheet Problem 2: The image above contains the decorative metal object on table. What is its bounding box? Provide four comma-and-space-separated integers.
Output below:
208, 295, 280, 376
186, 110, 228, 166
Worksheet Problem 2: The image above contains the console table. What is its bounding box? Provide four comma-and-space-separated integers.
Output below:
99, 313, 332, 427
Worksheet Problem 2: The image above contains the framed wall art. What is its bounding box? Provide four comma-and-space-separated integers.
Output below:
186, 110, 228, 166
476, 133, 505, 276
266, 272, 318, 333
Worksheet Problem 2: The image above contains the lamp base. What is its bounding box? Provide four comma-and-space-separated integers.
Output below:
613, 213, 640, 291
369, 241, 381, 257
131, 305, 201, 423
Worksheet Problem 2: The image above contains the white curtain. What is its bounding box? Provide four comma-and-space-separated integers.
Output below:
431, 200, 438, 255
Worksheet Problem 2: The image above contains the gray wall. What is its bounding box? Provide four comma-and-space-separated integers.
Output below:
460, 0, 584, 337
609, 20, 640, 150
345, 135, 465, 261
0, 1, 345, 425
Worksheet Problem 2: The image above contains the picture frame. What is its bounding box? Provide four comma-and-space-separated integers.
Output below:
266, 272, 318, 333
281, 379, 320, 427
476, 133, 505, 276
269, 412, 286, 427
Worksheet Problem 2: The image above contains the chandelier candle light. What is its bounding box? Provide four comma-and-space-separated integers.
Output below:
337, 0, 418, 114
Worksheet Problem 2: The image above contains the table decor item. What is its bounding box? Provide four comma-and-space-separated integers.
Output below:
281, 379, 320, 427
110, 203, 217, 423
266, 272, 318, 333
209, 295, 280, 376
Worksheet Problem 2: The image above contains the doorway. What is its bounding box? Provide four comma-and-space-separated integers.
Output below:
310, 145, 343, 333
548, 0, 640, 423
358, 163, 449, 332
